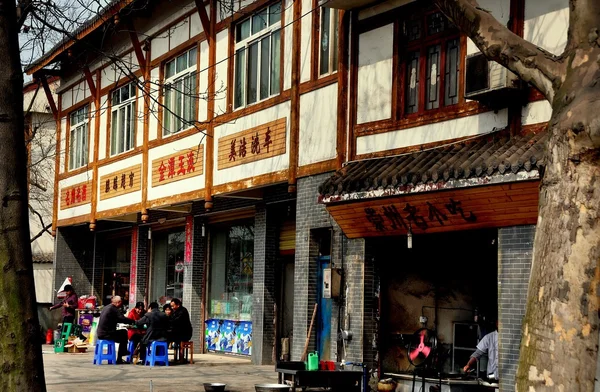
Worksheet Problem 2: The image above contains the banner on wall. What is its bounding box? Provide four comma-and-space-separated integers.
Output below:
185, 215, 193, 264
130, 228, 138, 305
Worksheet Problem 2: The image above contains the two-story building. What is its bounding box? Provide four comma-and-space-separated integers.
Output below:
27, 0, 566, 389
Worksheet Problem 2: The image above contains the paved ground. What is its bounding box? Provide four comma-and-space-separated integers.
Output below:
42, 345, 279, 392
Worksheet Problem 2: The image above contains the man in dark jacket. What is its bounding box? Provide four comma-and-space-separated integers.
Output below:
169, 298, 192, 363
135, 302, 169, 364
96, 296, 134, 364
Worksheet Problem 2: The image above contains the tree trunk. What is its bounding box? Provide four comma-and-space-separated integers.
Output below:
0, 1, 47, 391
515, 47, 600, 391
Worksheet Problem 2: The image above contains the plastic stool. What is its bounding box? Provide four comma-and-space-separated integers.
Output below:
60, 323, 73, 340
93, 340, 117, 365
145, 341, 169, 367
125, 340, 136, 363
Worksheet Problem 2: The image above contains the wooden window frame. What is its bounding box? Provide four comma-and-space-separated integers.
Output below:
109, 82, 138, 157
232, 2, 282, 110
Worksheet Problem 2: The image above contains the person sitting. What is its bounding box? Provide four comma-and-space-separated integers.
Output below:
135, 302, 169, 364
96, 296, 134, 364
126, 302, 146, 356
169, 298, 193, 363
163, 303, 172, 317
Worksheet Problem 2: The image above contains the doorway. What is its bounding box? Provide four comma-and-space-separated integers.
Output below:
102, 236, 131, 306
150, 229, 185, 304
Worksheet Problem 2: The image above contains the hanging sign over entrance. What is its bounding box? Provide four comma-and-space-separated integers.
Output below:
326, 182, 539, 238
184, 216, 193, 264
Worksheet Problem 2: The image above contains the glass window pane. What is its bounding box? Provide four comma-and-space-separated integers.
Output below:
269, 3, 281, 25
426, 44, 441, 110
236, 19, 251, 43
270, 30, 281, 95
82, 125, 88, 165
127, 102, 134, 151
427, 12, 446, 36
189, 47, 198, 67
112, 90, 119, 106
183, 74, 194, 124
111, 109, 118, 155
260, 36, 270, 100
445, 38, 460, 106
252, 9, 268, 35
247, 42, 259, 105
164, 86, 172, 134
69, 130, 75, 169
130, 83, 136, 98
405, 51, 420, 114
407, 19, 421, 41
332, 11, 339, 72
176, 53, 187, 73
119, 106, 126, 152
166, 60, 175, 79
234, 49, 246, 108
320, 7, 331, 75
121, 85, 130, 102
174, 79, 183, 132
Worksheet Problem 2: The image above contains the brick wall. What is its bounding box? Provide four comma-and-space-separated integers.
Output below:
498, 225, 535, 391
183, 217, 206, 352
294, 173, 367, 364
130, 226, 149, 309
55, 226, 98, 298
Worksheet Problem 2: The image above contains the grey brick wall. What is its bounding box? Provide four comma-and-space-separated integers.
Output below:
130, 226, 149, 309
498, 225, 535, 392
182, 217, 206, 352
55, 227, 98, 298
294, 173, 367, 364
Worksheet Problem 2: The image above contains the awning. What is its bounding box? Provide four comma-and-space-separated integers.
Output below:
318, 131, 547, 238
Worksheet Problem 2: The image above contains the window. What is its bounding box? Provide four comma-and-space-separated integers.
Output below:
234, 3, 282, 109
319, 7, 339, 76
68, 106, 88, 170
403, 10, 461, 115
163, 47, 198, 136
110, 83, 136, 156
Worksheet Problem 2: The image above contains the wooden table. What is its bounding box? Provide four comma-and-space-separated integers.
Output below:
276, 366, 363, 392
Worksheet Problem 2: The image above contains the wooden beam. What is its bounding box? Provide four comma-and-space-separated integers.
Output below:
336, 10, 349, 169
194, 0, 212, 40
126, 19, 146, 76
38, 76, 58, 118
83, 67, 97, 98
204, 0, 216, 210
288, 0, 302, 192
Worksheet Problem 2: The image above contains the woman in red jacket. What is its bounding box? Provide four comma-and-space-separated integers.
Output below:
126, 302, 146, 349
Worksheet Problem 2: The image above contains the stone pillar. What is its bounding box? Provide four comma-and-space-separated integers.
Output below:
498, 225, 535, 391
183, 217, 206, 352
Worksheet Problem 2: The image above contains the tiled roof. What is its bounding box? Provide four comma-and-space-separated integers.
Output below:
319, 130, 547, 202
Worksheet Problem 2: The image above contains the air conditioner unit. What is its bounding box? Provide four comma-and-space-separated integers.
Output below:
465, 52, 524, 104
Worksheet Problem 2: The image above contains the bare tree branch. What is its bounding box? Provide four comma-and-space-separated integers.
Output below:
434, 0, 567, 103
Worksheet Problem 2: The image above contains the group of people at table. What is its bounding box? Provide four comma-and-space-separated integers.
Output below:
51, 285, 192, 365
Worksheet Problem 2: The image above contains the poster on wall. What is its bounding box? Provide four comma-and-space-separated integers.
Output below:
235, 321, 252, 355
205, 319, 220, 351
219, 320, 237, 353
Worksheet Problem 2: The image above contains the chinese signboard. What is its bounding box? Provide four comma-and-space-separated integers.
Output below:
217, 118, 286, 170
184, 215, 193, 264
130, 228, 138, 305
326, 182, 540, 238
60, 181, 92, 210
151, 146, 204, 187
99, 164, 142, 200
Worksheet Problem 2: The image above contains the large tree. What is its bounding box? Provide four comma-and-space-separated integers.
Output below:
434, 0, 600, 390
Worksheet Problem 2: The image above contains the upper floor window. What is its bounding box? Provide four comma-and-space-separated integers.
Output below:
234, 3, 282, 109
164, 47, 197, 136
319, 7, 339, 76
110, 82, 136, 156
69, 105, 88, 170
403, 10, 461, 115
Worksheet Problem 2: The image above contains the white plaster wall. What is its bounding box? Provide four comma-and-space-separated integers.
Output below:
98, 110, 108, 161
140, 0, 196, 46
522, 100, 552, 126
152, 34, 170, 61
283, 0, 294, 91
136, 94, 144, 148
57, 170, 94, 220
299, 0, 313, 83
190, 10, 203, 37
170, 17, 191, 49
198, 41, 209, 123
467, 0, 510, 55
213, 102, 291, 186
299, 84, 337, 166
215, 30, 229, 115
147, 132, 206, 201
359, 0, 413, 20
88, 102, 96, 164
59, 118, 67, 174
524, 0, 569, 55
149, 67, 160, 141
356, 24, 393, 124
72, 81, 90, 106
356, 109, 509, 155
97, 154, 143, 212
61, 88, 73, 111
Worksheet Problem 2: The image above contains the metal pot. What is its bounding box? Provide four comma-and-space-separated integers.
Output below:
254, 384, 291, 392
203, 383, 226, 392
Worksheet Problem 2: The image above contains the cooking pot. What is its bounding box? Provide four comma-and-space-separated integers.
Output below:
203, 383, 226, 392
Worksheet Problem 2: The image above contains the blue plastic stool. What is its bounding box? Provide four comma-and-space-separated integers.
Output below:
93, 340, 117, 365
145, 341, 169, 366
125, 340, 135, 363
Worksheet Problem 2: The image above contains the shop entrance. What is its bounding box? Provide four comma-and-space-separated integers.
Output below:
373, 228, 498, 377
150, 229, 185, 305
102, 236, 131, 306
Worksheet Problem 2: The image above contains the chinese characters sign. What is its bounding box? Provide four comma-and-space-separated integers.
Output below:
184, 216, 193, 264
130, 228, 138, 305
217, 118, 286, 170
99, 164, 142, 200
151, 146, 204, 187
326, 182, 540, 238
60, 181, 92, 210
